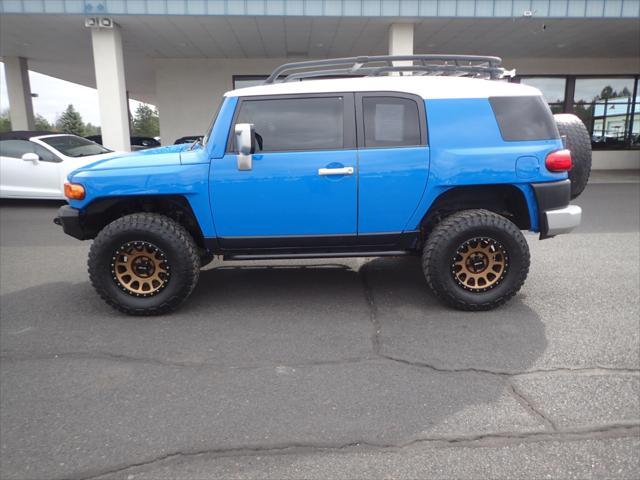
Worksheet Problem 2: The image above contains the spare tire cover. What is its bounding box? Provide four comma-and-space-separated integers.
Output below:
554, 113, 592, 199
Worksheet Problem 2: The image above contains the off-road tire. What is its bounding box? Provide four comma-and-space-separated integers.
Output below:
88, 213, 200, 315
554, 113, 592, 199
422, 209, 530, 311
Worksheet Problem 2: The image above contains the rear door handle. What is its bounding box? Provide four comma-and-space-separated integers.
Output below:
318, 166, 354, 176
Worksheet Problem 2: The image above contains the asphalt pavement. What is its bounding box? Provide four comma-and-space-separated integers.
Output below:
0, 178, 639, 479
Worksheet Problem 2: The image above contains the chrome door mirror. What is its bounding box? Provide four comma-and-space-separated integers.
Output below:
21, 152, 40, 164
234, 123, 255, 171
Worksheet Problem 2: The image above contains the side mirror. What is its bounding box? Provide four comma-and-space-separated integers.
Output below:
21, 152, 40, 164
234, 123, 255, 171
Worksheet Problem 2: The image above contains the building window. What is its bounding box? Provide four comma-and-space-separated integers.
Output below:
519, 77, 566, 114
518, 75, 639, 150
573, 77, 636, 150
232, 76, 268, 89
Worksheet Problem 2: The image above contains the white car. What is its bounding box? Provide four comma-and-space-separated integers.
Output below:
0, 131, 119, 199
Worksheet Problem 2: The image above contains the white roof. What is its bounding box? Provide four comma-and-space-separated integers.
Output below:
225, 75, 541, 100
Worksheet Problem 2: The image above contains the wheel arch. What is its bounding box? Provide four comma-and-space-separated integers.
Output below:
419, 184, 536, 236
80, 195, 206, 248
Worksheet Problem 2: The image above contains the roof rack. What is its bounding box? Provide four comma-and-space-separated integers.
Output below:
264, 55, 513, 84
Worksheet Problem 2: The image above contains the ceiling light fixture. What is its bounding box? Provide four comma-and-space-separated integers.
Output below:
84, 16, 114, 29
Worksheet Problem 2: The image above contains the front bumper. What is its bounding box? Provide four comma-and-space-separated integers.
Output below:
543, 205, 582, 237
53, 205, 86, 240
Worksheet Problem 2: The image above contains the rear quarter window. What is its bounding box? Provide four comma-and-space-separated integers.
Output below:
489, 96, 560, 141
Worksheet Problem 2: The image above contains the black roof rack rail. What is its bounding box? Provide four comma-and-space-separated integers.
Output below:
264, 55, 513, 84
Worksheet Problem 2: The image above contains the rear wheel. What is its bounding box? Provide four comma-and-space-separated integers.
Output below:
88, 213, 200, 315
422, 209, 530, 311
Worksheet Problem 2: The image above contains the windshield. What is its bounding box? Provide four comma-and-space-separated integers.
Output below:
40, 135, 112, 157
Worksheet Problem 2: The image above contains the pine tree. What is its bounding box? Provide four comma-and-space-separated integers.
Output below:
56, 104, 85, 136
84, 122, 100, 136
34, 114, 53, 131
132, 104, 159, 137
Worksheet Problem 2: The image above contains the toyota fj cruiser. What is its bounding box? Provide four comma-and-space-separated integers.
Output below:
54, 55, 590, 315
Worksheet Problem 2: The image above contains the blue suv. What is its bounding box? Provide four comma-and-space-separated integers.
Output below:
54, 56, 590, 315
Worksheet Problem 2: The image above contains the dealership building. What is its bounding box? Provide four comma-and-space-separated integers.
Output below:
0, 0, 639, 169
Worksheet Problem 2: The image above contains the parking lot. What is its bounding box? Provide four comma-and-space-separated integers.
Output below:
0, 176, 638, 479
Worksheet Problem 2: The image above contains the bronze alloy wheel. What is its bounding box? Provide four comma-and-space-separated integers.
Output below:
111, 241, 170, 297
451, 237, 509, 292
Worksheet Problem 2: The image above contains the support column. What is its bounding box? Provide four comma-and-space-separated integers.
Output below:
4, 57, 35, 130
90, 22, 130, 152
388, 23, 414, 71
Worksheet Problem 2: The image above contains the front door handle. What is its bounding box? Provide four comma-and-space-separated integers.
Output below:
318, 166, 354, 176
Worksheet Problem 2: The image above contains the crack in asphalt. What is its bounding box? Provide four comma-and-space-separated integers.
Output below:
375, 354, 640, 377
506, 382, 557, 430
75, 423, 640, 480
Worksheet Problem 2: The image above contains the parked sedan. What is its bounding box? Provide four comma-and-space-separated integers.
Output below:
0, 131, 117, 200
86, 135, 161, 151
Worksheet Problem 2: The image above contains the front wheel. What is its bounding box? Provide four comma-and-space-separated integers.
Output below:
422, 209, 530, 311
88, 213, 200, 315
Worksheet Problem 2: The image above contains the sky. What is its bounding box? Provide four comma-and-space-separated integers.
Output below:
0, 62, 151, 126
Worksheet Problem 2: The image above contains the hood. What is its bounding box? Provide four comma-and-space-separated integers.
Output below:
69, 149, 183, 177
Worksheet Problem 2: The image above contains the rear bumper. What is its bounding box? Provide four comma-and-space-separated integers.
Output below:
531, 179, 581, 239
543, 205, 582, 237
53, 205, 86, 240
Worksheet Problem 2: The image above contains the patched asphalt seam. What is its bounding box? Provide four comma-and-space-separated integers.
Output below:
0, 351, 374, 370
74, 423, 640, 480
358, 263, 382, 355
2, 351, 638, 379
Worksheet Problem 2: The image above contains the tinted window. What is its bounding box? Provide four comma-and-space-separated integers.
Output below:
40, 135, 111, 157
235, 97, 344, 152
362, 97, 421, 148
490, 96, 560, 141
0, 139, 60, 162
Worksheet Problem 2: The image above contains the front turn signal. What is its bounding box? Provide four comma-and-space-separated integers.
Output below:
64, 182, 85, 200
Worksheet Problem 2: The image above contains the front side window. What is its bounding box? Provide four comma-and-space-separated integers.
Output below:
40, 135, 111, 157
0, 139, 60, 162
362, 97, 421, 148
235, 97, 344, 152
573, 77, 636, 149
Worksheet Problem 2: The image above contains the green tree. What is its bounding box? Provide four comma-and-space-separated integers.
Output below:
34, 114, 54, 131
84, 122, 100, 136
131, 104, 159, 137
56, 104, 85, 136
0, 109, 11, 132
